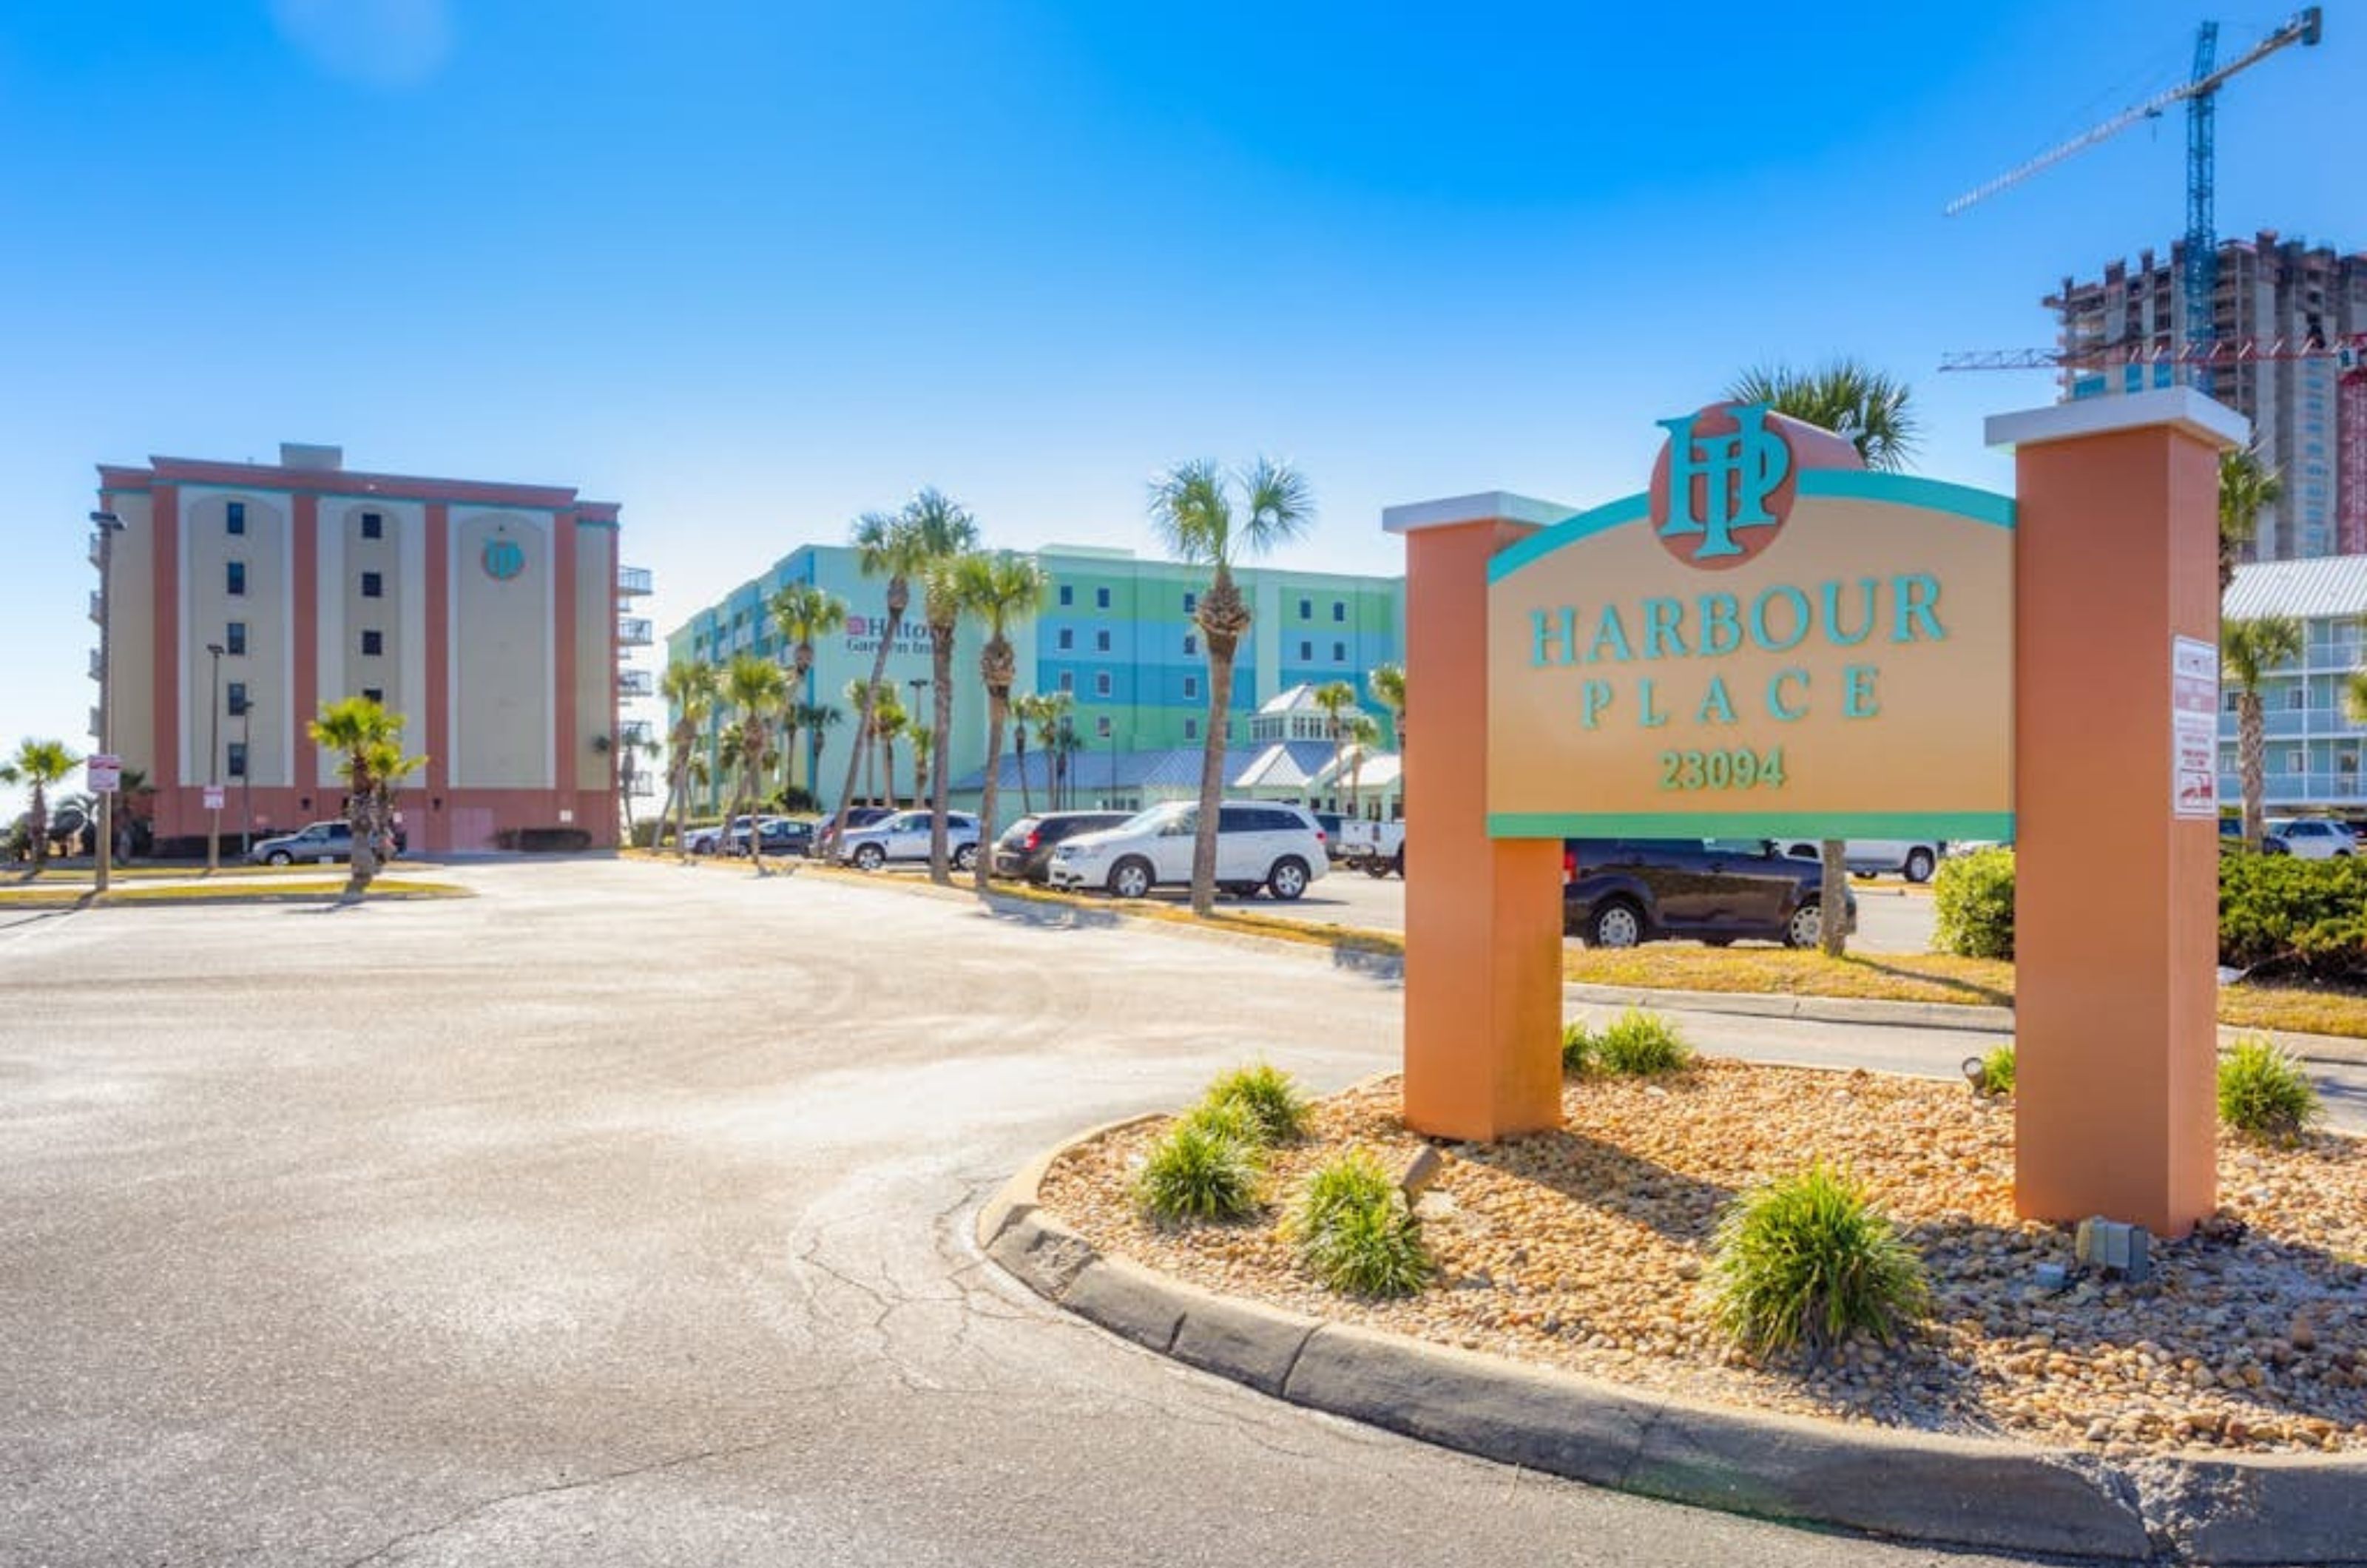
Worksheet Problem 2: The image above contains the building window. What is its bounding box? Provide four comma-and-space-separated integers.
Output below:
226, 561, 246, 597
1057, 628, 1074, 651
362, 571, 384, 599
2289, 686, 2307, 711
1184, 633, 1197, 656
1185, 718, 1198, 740
1332, 601, 1345, 623
1332, 641, 1346, 662
1095, 715, 1112, 738
1095, 629, 1111, 652
361, 512, 382, 540
226, 501, 246, 535
2224, 690, 2241, 712
1058, 672, 1075, 694
226, 681, 248, 717
1184, 591, 1198, 614
362, 686, 384, 704
1095, 587, 1111, 609
1094, 672, 1113, 697
226, 742, 248, 779
2289, 748, 2306, 773
361, 629, 383, 657
1058, 584, 1073, 606
226, 621, 247, 657
1298, 640, 1312, 660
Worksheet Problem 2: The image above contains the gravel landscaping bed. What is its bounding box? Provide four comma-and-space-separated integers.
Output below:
1039, 1061, 2367, 1458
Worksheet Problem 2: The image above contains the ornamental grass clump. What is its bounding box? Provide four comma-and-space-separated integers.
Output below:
1589, 1010, 1692, 1076
2217, 1035, 2322, 1141
1289, 1149, 1433, 1298
1133, 1118, 1263, 1225
1973, 1044, 2016, 1098
1706, 1160, 1930, 1359
1560, 1021, 1597, 1074
1203, 1062, 1311, 1144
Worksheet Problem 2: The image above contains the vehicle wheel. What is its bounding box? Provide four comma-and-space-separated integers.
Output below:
854, 844, 885, 871
1107, 857, 1153, 899
1587, 899, 1643, 949
1786, 902, 1824, 949
953, 844, 978, 871
1904, 848, 1936, 884
1363, 857, 1391, 879
1267, 857, 1310, 902
268, 851, 292, 867
1391, 848, 1405, 878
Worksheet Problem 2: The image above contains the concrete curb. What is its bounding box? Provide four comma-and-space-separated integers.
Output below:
979, 1121, 2367, 1565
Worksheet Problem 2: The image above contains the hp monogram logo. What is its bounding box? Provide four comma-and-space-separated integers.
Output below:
1650, 402, 1797, 570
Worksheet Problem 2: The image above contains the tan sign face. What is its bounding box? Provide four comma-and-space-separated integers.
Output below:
1485, 415, 2014, 840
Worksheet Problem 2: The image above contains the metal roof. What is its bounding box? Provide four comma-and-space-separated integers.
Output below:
2223, 555, 2367, 623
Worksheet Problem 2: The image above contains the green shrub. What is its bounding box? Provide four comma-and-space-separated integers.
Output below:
1706, 1160, 1930, 1358
2219, 854, 2367, 982
1133, 1119, 1263, 1223
1203, 1062, 1311, 1144
1973, 1044, 2016, 1097
2217, 1035, 2322, 1140
1933, 847, 2017, 959
1561, 1020, 1596, 1074
1177, 1097, 1263, 1148
1289, 1149, 1433, 1297
1590, 1010, 1692, 1075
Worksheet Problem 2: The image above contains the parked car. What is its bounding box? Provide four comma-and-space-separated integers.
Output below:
808, 806, 897, 854
1047, 802, 1328, 901
1564, 838, 1855, 950
1312, 812, 1351, 862
730, 817, 814, 857
247, 820, 401, 866
993, 810, 1132, 883
681, 817, 751, 856
834, 809, 981, 871
2263, 818, 2355, 859
1339, 819, 1405, 878
1769, 837, 1942, 883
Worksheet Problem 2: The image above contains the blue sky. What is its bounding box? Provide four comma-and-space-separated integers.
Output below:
3, 1, 2362, 809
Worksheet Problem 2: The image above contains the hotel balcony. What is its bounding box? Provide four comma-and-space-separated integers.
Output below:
88, 648, 104, 682
87, 532, 103, 567
617, 667, 655, 697
617, 565, 654, 597
618, 616, 654, 647
621, 718, 655, 747
89, 590, 104, 624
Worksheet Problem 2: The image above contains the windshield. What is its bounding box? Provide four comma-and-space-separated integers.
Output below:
1120, 802, 1189, 834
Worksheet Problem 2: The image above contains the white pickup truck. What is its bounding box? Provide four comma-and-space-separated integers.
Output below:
1337, 819, 1405, 878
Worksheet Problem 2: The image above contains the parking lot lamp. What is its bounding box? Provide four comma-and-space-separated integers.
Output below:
240, 697, 255, 856
88, 510, 125, 893
206, 641, 224, 873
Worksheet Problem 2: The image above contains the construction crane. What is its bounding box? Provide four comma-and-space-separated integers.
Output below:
1945, 7, 2324, 395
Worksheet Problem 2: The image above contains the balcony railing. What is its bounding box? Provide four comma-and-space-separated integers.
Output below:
617, 668, 655, 697
618, 616, 654, 647
621, 719, 655, 746
87, 533, 103, 567
87, 648, 104, 682
2219, 772, 2365, 803
89, 590, 103, 624
617, 565, 653, 596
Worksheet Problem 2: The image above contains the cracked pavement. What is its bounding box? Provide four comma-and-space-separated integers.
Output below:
3, 860, 2057, 1565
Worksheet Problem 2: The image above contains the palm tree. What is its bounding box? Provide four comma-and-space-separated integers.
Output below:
2223, 615, 2306, 848
1369, 660, 1406, 754
784, 700, 840, 808
1, 739, 80, 876
1726, 359, 1917, 956
1149, 456, 1315, 914
905, 492, 982, 884
843, 676, 879, 805
2218, 445, 2283, 598
1010, 692, 1048, 816
909, 723, 933, 813
1311, 679, 1360, 814
1026, 690, 1073, 811
616, 730, 658, 845
767, 582, 848, 802
659, 658, 722, 861
822, 510, 928, 851
956, 550, 1051, 889
872, 689, 908, 808
1343, 712, 1382, 820
306, 697, 423, 895
723, 654, 789, 870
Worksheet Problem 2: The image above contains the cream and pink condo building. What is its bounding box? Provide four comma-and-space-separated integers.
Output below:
91, 443, 651, 856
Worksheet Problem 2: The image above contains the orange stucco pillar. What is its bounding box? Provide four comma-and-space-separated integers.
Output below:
1990, 388, 2248, 1238
1385, 495, 1567, 1142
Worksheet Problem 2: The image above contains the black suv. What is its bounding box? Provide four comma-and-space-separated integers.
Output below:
993, 811, 1132, 883
1564, 838, 1855, 949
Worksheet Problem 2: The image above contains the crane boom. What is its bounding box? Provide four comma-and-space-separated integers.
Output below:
1943, 7, 2323, 217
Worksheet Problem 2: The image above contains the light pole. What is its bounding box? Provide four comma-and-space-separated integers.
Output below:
206, 641, 224, 873
240, 697, 255, 857
89, 510, 125, 893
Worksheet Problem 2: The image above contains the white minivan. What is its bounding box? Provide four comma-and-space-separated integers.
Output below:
1047, 802, 1328, 901
1770, 838, 1942, 884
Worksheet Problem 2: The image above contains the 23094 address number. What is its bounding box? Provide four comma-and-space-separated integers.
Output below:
1658, 747, 1787, 791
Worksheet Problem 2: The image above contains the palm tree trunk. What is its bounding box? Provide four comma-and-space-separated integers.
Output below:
1819, 839, 1848, 958
27, 787, 48, 875
1192, 636, 1237, 916
930, 629, 956, 884
2240, 691, 2266, 847
825, 609, 899, 851
1014, 731, 1032, 816
976, 697, 1007, 892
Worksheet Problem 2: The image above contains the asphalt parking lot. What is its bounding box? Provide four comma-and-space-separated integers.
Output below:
0, 860, 2044, 1568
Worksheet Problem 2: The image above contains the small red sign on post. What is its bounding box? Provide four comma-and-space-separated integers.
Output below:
87, 754, 121, 794
203, 785, 226, 812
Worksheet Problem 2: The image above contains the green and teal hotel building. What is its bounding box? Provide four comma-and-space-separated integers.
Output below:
666, 543, 1405, 815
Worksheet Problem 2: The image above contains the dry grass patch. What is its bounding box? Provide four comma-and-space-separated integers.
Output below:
1041, 1063, 2367, 1456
